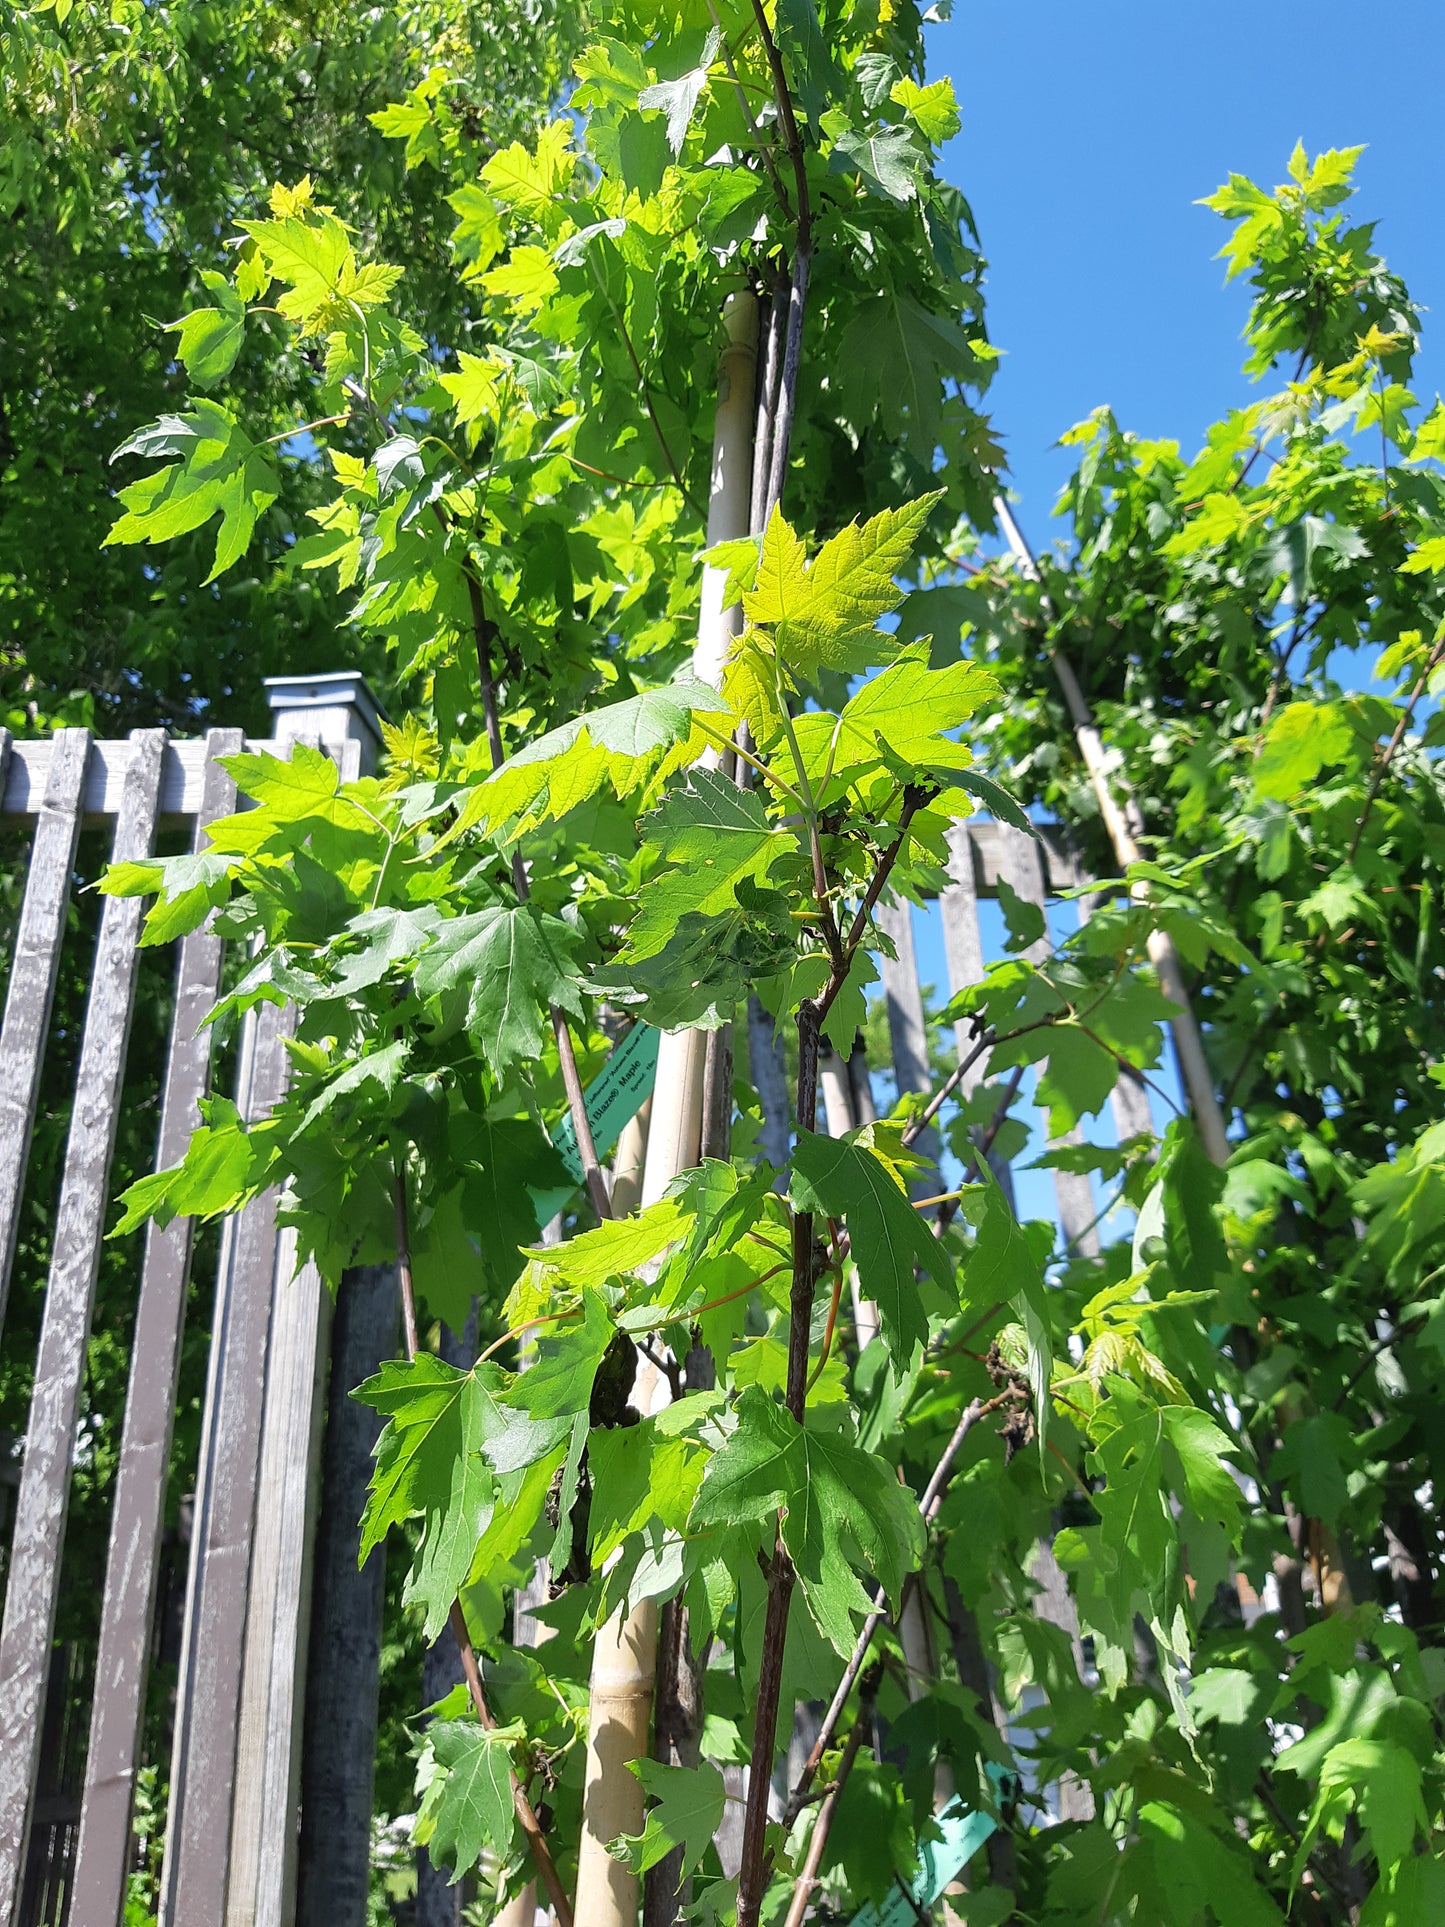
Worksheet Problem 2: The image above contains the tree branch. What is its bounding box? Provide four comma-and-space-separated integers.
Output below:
1349, 632, 1445, 861
780, 1397, 992, 1829
749, 0, 812, 518
781, 1668, 881, 1927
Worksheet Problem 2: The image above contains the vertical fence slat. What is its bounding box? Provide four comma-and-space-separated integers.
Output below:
226, 1230, 330, 1927
875, 897, 940, 1180
0, 730, 166, 1921
0, 728, 90, 1339
941, 826, 1016, 1202
70, 729, 242, 1927
994, 827, 1100, 1256
160, 998, 292, 1927
226, 724, 370, 1927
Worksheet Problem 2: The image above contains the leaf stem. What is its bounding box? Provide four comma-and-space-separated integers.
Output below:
691, 714, 806, 808
463, 571, 613, 1223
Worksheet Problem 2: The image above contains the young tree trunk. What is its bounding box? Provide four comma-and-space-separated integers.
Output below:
296, 1263, 398, 1927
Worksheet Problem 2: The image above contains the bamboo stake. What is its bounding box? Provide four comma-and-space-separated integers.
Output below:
573, 289, 760, 1927
992, 494, 1231, 1168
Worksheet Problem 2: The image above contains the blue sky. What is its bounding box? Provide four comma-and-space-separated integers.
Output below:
924, 0, 1445, 554
894, 4, 1445, 1233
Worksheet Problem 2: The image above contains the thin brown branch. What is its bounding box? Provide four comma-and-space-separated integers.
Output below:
704, 1, 791, 219
736, 991, 823, 1926
838, 787, 932, 966
1349, 632, 1445, 860
781, 1671, 880, 1927
781, 1397, 991, 1829
749, 0, 812, 518
751, 267, 790, 534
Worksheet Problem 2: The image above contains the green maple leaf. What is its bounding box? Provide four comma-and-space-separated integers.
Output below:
609, 1759, 726, 1877
106, 397, 279, 583
354, 1356, 481, 1561
322, 904, 446, 996
1254, 700, 1356, 799
297, 1037, 410, 1130
110, 1096, 277, 1236
519, 1194, 690, 1297
831, 647, 997, 776
450, 1115, 570, 1290
637, 28, 720, 157
588, 1408, 710, 1565
837, 293, 973, 458
890, 75, 961, 143
688, 1385, 924, 1653
829, 121, 927, 202
439, 348, 502, 426
744, 496, 941, 681
163, 271, 246, 388
412, 903, 584, 1075
1296, 1739, 1429, 1889
454, 676, 731, 839
404, 1392, 497, 1641
1137, 1801, 1284, 1927
1035, 1025, 1118, 1136
789, 1130, 952, 1366
240, 210, 355, 331
103, 848, 236, 947
508, 1288, 617, 1421
624, 770, 802, 961
423, 1720, 518, 1878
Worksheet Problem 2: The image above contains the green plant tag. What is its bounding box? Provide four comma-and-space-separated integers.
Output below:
528, 1022, 661, 1222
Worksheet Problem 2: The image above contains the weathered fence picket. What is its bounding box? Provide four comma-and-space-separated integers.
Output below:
71, 729, 242, 1927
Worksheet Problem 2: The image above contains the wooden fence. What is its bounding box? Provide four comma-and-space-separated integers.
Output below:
0, 676, 1133, 1927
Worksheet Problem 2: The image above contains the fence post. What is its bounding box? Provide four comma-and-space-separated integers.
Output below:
162, 673, 386, 1927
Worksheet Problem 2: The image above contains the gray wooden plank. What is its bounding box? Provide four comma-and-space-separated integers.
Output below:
70, 729, 242, 1927
941, 826, 1016, 1204
0, 727, 91, 1339
227, 1230, 331, 1927
1, 735, 218, 825
164, 714, 371, 1927
227, 722, 370, 1927
994, 827, 1099, 1255
875, 896, 940, 1182
159, 997, 292, 1927
0, 730, 165, 1922
1075, 892, 1155, 1149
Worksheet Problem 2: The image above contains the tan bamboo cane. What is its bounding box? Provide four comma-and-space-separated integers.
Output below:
570, 290, 760, 1927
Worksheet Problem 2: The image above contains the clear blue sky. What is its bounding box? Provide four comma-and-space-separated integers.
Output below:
924, 1, 1445, 555
897, 4, 1445, 1232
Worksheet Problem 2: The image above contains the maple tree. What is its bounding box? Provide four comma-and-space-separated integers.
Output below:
96, 2, 1445, 1923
